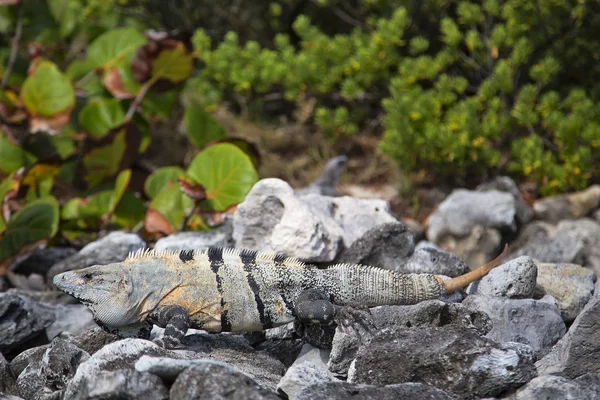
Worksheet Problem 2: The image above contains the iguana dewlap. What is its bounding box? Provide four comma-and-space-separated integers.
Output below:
53, 246, 506, 348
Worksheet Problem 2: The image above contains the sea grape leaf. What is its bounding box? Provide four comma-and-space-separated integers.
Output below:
187, 143, 258, 211
184, 105, 227, 148
0, 196, 59, 267
87, 28, 146, 70
82, 128, 126, 188
113, 192, 145, 228
151, 43, 193, 83
146, 182, 193, 233
210, 138, 261, 170
21, 61, 74, 116
144, 166, 185, 199
0, 131, 35, 173
79, 98, 125, 137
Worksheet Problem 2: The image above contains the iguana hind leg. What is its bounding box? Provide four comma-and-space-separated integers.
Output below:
149, 305, 191, 349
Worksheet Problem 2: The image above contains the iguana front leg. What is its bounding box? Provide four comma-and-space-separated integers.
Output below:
294, 289, 376, 348
149, 305, 191, 349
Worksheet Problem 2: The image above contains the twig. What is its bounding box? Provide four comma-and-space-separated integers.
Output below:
180, 201, 200, 232
1, 1, 25, 89
124, 79, 155, 121
74, 69, 97, 89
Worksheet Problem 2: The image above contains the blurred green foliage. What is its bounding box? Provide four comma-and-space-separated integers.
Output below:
0, 0, 599, 266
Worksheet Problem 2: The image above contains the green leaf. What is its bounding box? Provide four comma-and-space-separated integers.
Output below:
144, 166, 185, 199
111, 169, 131, 211
21, 61, 74, 117
0, 133, 35, 173
184, 105, 227, 148
0, 197, 59, 264
151, 43, 193, 83
82, 128, 127, 188
87, 28, 146, 70
187, 143, 258, 211
148, 182, 193, 231
79, 98, 125, 137
113, 192, 145, 228
141, 91, 177, 120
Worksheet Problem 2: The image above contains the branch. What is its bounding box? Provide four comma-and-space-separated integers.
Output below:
124, 78, 155, 121
1, 1, 25, 90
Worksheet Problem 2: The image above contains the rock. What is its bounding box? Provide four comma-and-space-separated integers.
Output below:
16, 338, 89, 400
254, 337, 304, 368
436, 225, 503, 269
508, 375, 590, 399
169, 362, 280, 400
537, 296, 600, 378
336, 222, 414, 271
426, 189, 517, 243
0, 293, 55, 359
397, 241, 469, 277
295, 382, 453, 400
328, 300, 492, 377
88, 369, 169, 399
296, 155, 347, 197
536, 262, 595, 322
63, 338, 177, 399
533, 185, 600, 223
467, 256, 538, 298
348, 325, 536, 399
512, 218, 600, 276
277, 344, 338, 399
11, 247, 76, 277
401, 217, 425, 241
574, 372, 600, 399
233, 179, 396, 262
9, 345, 47, 377
0, 352, 17, 396
67, 327, 120, 356
47, 232, 146, 281
154, 220, 234, 252
477, 176, 534, 225
463, 295, 565, 357
44, 304, 97, 340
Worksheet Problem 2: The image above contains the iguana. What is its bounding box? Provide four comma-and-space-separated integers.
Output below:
53, 245, 507, 348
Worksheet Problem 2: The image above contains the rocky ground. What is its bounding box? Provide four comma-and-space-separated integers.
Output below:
3, 176, 600, 399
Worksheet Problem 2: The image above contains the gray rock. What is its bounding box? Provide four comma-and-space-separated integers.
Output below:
169, 362, 279, 400
16, 338, 89, 400
9, 345, 47, 377
574, 372, 600, 399
0, 293, 54, 358
67, 327, 120, 356
337, 222, 414, 271
426, 189, 517, 243
477, 176, 534, 225
398, 241, 469, 277
348, 325, 536, 399
63, 339, 177, 399
436, 225, 503, 269
533, 185, 600, 223
11, 247, 76, 277
536, 262, 596, 322
233, 179, 396, 262
328, 301, 492, 377
47, 231, 145, 281
467, 256, 538, 298
0, 352, 17, 396
512, 218, 600, 276
463, 295, 565, 357
277, 344, 338, 399
254, 337, 304, 368
87, 369, 169, 399
154, 220, 234, 251
295, 382, 453, 400
537, 296, 600, 378
296, 155, 347, 197
44, 303, 97, 340
508, 375, 590, 399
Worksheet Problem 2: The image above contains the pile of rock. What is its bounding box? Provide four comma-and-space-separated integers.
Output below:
2, 177, 600, 399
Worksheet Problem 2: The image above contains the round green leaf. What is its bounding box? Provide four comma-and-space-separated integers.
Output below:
0, 133, 35, 173
151, 43, 193, 83
0, 197, 59, 263
113, 192, 145, 228
111, 169, 131, 212
144, 166, 185, 199
87, 28, 146, 70
184, 105, 227, 148
187, 143, 258, 211
21, 61, 74, 117
148, 182, 193, 230
79, 98, 125, 137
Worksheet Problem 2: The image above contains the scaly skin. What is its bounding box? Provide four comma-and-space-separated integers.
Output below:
53, 246, 507, 348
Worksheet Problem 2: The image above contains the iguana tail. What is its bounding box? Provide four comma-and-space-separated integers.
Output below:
440, 244, 509, 294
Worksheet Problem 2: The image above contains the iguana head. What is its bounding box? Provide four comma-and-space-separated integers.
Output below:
53, 263, 144, 328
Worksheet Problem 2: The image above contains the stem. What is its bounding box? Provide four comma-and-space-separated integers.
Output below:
180, 201, 200, 232
124, 78, 156, 121
1, 1, 25, 90
74, 69, 97, 89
